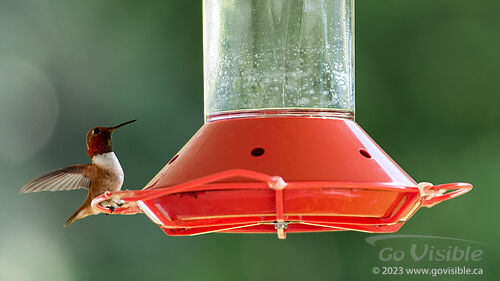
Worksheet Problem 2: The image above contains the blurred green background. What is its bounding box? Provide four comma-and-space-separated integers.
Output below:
0, 0, 498, 280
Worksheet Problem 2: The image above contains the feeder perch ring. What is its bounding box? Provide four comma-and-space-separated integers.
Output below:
91, 190, 142, 215
90, 169, 472, 239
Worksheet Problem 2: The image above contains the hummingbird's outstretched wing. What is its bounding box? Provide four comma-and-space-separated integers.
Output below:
19, 164, 96, 194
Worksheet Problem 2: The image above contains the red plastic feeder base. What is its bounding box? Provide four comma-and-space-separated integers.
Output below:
92, 115, 472, 239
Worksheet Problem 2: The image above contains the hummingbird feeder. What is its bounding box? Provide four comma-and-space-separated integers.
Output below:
92, 0, 472, 239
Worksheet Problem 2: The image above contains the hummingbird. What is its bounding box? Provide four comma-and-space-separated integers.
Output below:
20, 120, 136, 226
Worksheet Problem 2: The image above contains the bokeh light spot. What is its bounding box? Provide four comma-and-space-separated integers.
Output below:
0, 57, 59, 164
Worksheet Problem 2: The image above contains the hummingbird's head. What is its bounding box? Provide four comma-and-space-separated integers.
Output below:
86, 120, 136, 159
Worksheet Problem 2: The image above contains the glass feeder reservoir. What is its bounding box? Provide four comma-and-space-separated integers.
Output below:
92, 0, 472, 239
204, 0, 354, 120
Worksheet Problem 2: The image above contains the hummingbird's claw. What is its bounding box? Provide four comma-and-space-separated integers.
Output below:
109, 206, 115, 214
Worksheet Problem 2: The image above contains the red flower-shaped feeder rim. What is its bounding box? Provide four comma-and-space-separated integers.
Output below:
92, 169, 472, 239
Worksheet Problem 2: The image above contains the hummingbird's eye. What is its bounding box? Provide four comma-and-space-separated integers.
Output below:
93, 128, 100, 134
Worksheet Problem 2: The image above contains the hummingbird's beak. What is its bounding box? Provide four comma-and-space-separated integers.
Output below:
111, 119, 137, 131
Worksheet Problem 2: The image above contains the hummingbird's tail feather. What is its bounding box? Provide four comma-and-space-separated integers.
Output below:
64, 197, 95, 227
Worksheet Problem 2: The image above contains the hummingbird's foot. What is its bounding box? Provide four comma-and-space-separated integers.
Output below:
98, 198, 120, 214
